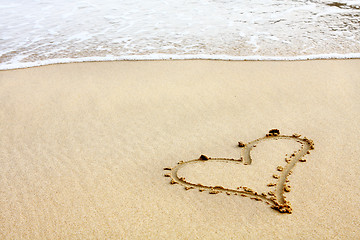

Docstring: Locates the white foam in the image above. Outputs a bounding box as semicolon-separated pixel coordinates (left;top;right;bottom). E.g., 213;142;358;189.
1;0;360;70
1;53;360;71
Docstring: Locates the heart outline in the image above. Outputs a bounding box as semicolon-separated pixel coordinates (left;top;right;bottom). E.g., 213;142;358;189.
163;130;314;214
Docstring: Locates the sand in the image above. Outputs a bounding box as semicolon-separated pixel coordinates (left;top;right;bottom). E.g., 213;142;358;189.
0;60;359;239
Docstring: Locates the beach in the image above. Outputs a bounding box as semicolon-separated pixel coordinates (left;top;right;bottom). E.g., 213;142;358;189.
1;60;359;239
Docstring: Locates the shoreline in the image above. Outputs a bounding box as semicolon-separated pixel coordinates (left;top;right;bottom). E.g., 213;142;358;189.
1;53;360;70
1;60;359;239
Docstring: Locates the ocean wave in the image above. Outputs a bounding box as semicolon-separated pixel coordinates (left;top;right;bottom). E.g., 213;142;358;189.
1;0;360;70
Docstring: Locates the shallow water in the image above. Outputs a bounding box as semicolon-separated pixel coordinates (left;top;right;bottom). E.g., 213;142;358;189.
1;0;360;69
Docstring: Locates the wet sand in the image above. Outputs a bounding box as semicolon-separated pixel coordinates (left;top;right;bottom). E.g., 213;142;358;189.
0;60;359;239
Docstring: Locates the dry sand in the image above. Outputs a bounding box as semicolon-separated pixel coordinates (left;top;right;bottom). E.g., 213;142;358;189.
0;60;359;239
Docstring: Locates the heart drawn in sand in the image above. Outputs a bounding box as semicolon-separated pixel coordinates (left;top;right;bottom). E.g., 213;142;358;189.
163;129;315;213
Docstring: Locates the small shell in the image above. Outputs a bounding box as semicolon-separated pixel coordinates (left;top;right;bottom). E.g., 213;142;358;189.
164;174;171;177
267;183;276;187
163;167;172;170
273;174;280;179
170;179;177;184
277;166;284;171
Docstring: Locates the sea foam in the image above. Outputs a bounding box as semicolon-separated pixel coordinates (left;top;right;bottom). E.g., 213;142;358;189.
1;0;359;70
